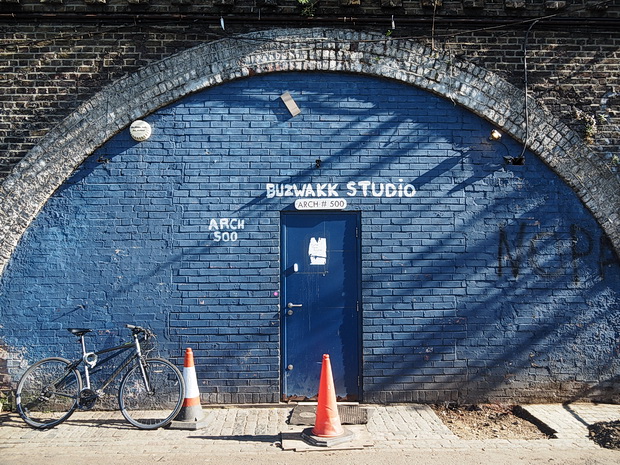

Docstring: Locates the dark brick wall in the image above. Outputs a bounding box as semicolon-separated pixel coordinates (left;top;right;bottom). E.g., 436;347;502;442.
1;72;618;404
1;7;619;179
2;0;618;17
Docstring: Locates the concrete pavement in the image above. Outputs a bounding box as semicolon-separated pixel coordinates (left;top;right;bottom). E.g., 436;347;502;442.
1;403;619;464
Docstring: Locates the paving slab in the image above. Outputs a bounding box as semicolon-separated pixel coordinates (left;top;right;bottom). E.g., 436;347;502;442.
281;425;374;451
521;403;620;440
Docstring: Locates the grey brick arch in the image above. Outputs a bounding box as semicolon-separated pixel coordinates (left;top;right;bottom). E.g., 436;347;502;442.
0;27;618;274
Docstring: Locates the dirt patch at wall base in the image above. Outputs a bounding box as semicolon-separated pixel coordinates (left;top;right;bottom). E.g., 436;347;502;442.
432;404;552;440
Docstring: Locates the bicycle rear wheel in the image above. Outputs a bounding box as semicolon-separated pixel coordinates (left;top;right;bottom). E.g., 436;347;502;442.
16;357;82;429
118;357;184;429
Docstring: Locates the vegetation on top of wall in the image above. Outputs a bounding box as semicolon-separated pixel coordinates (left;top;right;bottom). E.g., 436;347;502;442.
297;0;318;16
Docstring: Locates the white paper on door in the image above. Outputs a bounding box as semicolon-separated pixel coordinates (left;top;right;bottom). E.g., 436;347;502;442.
308;237;327;265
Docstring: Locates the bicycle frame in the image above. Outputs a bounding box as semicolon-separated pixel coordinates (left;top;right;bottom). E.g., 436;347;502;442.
17;324;183;430
72;331;150;397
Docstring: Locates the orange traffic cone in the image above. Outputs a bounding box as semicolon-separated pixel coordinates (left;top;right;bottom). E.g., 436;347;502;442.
169;348;210;430
312;354;344;437
301;354;354;446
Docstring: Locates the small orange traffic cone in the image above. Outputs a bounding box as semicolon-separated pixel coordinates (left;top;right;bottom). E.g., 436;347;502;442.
301;354;354;446
169;348;209;430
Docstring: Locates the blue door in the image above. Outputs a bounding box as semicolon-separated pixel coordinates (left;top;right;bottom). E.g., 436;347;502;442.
281;212;361;401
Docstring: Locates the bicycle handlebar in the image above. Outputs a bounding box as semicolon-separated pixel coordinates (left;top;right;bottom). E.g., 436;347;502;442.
126;324;144;332
125;324;154;339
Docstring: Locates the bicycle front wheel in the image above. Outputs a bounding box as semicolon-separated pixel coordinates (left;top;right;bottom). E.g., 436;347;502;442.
16;357;82;429
118;357;184;429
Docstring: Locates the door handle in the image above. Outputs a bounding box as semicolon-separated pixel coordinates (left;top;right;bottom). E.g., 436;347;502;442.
287;302;303;309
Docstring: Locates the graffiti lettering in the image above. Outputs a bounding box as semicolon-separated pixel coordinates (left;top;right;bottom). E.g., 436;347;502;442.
498;222;616;283
570;224;593;284
599;235;617;279
529;231;565;279
498;223;527;279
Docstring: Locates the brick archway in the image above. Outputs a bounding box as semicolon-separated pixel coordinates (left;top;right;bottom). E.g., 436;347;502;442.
0;27;618;273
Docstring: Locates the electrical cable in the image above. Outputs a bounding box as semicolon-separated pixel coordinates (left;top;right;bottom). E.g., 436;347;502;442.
510;18;540;165
0;0;615;50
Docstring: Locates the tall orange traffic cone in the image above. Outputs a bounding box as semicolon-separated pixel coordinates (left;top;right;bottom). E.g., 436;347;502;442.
312;354;344;437
169;348;210;430
301;354;354;446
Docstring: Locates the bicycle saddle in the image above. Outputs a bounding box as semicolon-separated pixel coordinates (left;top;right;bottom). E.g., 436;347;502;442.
67;328;92;337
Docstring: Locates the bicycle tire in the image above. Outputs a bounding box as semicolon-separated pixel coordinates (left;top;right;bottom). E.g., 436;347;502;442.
118;357;185;430
16;357;82;429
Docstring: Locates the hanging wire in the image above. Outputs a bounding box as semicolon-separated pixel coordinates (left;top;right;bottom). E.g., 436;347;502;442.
431;0;439;51
511;18;541;165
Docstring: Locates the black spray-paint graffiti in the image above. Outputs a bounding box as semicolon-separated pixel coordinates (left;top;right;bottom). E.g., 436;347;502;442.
498;223;617;283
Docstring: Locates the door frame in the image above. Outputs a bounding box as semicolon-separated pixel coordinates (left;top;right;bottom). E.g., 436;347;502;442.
280;210;363;401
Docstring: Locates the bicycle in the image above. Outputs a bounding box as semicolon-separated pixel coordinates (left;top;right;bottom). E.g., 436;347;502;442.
15;324;185;430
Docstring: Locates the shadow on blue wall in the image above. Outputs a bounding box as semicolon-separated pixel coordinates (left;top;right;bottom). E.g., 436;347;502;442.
1;72;619;403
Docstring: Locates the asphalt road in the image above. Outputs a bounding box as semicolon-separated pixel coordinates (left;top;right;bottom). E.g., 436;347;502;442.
3;446;620;465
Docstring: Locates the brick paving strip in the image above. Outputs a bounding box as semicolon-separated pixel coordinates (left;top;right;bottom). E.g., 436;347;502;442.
0;403;618;457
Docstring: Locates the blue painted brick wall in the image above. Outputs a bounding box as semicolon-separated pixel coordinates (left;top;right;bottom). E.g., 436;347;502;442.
1;72;619;404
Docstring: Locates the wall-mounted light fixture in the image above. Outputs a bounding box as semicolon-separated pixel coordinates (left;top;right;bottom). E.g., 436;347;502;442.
488;129;525;165
504;155;525;165
281;92;301;117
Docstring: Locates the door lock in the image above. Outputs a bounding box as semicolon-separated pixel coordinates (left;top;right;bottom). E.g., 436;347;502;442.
287;309;294;316
287;302;303;309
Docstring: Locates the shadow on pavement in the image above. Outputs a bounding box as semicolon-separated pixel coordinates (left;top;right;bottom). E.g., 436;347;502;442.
189;434;280;443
